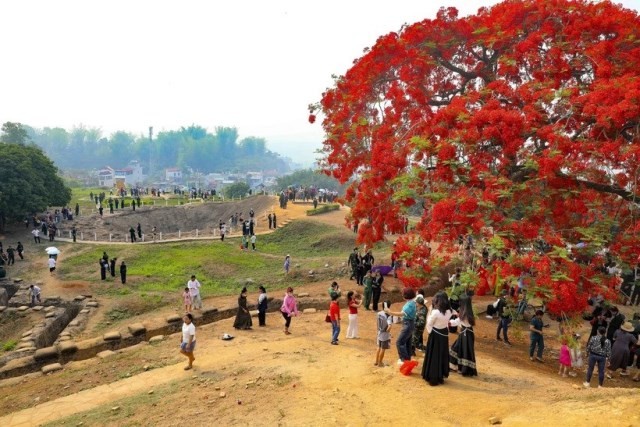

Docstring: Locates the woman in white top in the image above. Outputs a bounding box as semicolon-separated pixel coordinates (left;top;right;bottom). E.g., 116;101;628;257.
180;313;196;370
449;295;477;376
422;292;453;386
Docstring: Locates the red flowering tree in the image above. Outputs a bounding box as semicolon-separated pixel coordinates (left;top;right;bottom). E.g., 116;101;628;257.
311;0;640;316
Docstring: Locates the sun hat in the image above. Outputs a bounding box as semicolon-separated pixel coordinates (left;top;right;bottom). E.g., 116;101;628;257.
621;321;634;333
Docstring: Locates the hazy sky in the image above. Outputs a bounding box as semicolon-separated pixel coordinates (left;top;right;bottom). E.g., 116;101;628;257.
1;0;638;165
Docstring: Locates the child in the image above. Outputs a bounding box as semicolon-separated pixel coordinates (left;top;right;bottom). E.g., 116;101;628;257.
558;338;571;377
568;333;583;377
183;287;192;313
284;255;291;274
329;292;341;345
375;301;393;367
346;291;361;339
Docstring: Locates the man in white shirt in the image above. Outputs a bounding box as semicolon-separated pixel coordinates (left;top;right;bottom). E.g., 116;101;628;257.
32;228;41;243
188;275;202;310
29;285;42;305
48;257;56;274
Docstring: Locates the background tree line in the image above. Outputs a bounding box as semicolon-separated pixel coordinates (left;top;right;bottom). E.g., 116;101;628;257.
20;124;290;176
275;169;343;192
0;122;71;231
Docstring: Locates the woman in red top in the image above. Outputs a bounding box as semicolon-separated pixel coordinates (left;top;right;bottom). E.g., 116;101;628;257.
329;293;341;345
346;290;361;339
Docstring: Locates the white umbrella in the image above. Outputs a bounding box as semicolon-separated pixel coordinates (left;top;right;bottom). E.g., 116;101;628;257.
45;247;60;255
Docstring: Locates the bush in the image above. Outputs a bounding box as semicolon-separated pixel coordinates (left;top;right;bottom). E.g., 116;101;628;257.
306;204;340;216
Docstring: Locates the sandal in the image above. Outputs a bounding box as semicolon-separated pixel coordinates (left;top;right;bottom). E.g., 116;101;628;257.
184;366;192;370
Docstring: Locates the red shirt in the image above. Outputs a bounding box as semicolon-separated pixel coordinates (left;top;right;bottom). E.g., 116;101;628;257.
329;300;340;321
348;299;358;314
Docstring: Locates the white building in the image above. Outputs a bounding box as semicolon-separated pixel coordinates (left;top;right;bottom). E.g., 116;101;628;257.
165;167;182;182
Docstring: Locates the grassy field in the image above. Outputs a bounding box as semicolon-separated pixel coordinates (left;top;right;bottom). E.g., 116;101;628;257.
54;219;383;297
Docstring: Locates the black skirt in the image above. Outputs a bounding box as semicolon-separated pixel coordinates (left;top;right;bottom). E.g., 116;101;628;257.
449;325;477;377
422;326;450;386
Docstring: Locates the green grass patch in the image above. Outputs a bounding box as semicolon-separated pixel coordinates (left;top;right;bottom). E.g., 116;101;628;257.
306;203;340;216
2;339;17;352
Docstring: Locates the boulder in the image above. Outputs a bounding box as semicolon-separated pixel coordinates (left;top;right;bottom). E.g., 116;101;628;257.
97;350;116;359
303;308;317;314
42;363;63;374
86;301;99;307
166;314;182;323
103;331;122;341
149;335;164;343
17;341;35;349
34;346;58;361
128;323;146;336
17;306;29;312
13;278;23;283
20;336;33;343
45;312;56;318
0;289;9;306
68;320;80;327
74;295;86;301
0;306;6;313
57;341;78;354
79;309;90;314
32;306;44;311
44;306;56;312
21;330;34;338
298;293;310;298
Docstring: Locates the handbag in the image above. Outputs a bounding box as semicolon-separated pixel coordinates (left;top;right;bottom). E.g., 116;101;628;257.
325;314;332;323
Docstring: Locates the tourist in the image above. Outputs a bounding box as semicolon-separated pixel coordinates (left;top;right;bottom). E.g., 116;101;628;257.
329;292;341;345
607;321;637;377
448;294;477;376
137;223;142;239
385;287;417;364
48;256;56;274
188;275;202;310
348;247;360;281
345;290;361;339
120;260;127;284
280;287;299;335
129;226;136;243
583;326;611;388
606;307;625;343
233;287;253;330
183;287;192;313
110;258;117;277
29;284;42;306
529;309;545;362
374;301;393;367
362;271;373;310
371;271;383;311
251;234;257;251
257;285;268;326
220;222;226;241
180;313;196;370
412;295;428;355
496;290;513;346
99;259;107;280
589;312;608;340
16;242;23;260
328;281;341;299
284;255;291;275
422;292;453;386
32;228;41;244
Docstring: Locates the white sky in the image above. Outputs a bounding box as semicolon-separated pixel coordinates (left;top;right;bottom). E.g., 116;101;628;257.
1;0;638;165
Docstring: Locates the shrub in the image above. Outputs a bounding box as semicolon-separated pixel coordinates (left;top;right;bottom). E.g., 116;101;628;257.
306;204;340;216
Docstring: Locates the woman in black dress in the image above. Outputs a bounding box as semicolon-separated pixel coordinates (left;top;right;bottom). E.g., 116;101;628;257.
449;294;477;376
422;292;453;386
233;287;253;330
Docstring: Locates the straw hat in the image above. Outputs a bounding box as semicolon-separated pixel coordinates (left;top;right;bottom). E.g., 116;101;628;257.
621;321;634;333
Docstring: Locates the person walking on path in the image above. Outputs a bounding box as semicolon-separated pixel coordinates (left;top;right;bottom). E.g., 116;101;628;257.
448;294;477;376
29;284;42;306
188;275;202;310
529;310;545;362
345;291;362;339
6;246;15;265
120;261;127;284
280;287;299;335
233;287;253;330
129;227;137;243
251;234;257;251
583;326;612;388
371;271;384;311
48;257;56;275
99;259;107;280
16;242;24;260
329;292;341;345
180;313;196;370
71;226;77;242
268;213;273;229
137;223;142;239
385;287;417;364
183;287;192;313
284;255;291;275
32;228;41;244
272;213;277;229
257;285;268;326
422;292;453;386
